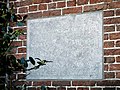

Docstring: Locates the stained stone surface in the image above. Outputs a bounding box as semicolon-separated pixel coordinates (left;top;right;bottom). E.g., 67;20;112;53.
27;11;103;80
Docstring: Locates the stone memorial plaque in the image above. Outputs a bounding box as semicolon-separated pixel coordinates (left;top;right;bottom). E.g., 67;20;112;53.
27;11;103;80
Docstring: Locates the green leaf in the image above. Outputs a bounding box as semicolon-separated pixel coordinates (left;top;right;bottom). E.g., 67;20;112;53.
41;86;46;90
37;61;46;65
8;27;13;33
3;33;10;43
12;14;17;22
2;27;7;32
20;57;26;64
17;59;21;63
16;21;24;26
24;61;28;68
6;46;17;53
10;30;23;40
22;15;28;21
6;55;16;67
17;15;22;20
6;12;11;21
29;57;35;65
10;55;16;64
11;15;14;21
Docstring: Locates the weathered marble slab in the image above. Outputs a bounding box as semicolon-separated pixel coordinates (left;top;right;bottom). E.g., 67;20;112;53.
27;11;103;80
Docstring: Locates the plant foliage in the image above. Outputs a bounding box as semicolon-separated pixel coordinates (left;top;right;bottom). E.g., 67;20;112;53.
0;0;27;76
0;0;52;90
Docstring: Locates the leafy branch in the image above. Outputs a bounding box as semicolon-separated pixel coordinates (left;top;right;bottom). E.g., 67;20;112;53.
0;1;52;90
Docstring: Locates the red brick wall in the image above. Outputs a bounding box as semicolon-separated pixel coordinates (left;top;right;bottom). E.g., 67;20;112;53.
10;0;120;89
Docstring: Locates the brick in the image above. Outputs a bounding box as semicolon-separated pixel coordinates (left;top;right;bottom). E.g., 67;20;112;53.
33;81;51;86
77;0;88;5
67;88;76;90
104;57;115;63
20;0;32;7
39;4;47;10
116;9;120;16
19;7;28;13
72;81;96;86
63;7;82;15
90;0;112;4
37;88;43;90
52;81;71;86
15;1;32;7
109;1;120;9
90;88;102;90
18;74;26;79
11;41;22;47
104;49;120;55
33;0;42;4
117;25;120;31
10;22;16;27
57;2;66;8
103;87;115;90
47;87;56;90
104;41;114;48
104;72;115;78
104;65;108;71
58;87;66;90
14;54;26;59
104;34;109;40
9;20;16;26
77;88;89;90
84;4;109;12
97;80;120;86
67;1;76;7
104;25;115;32
14;2;21;7
109;33;120;40
43;10;61;17
116;56;120;62
104;10;114;17
18;35;27;40
41;0;52;3
28;12;42;19
116;72;120;78
48;3;56;9
53;0;63;1
14;27;27;33
18;47;26;53
23;41;26;46
110;64;120;70
14;81;26;86
116;41;120;47
33;0;51;4
11;48;17;54
29;5;37;12
28;87;36;90
104;17;120;24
